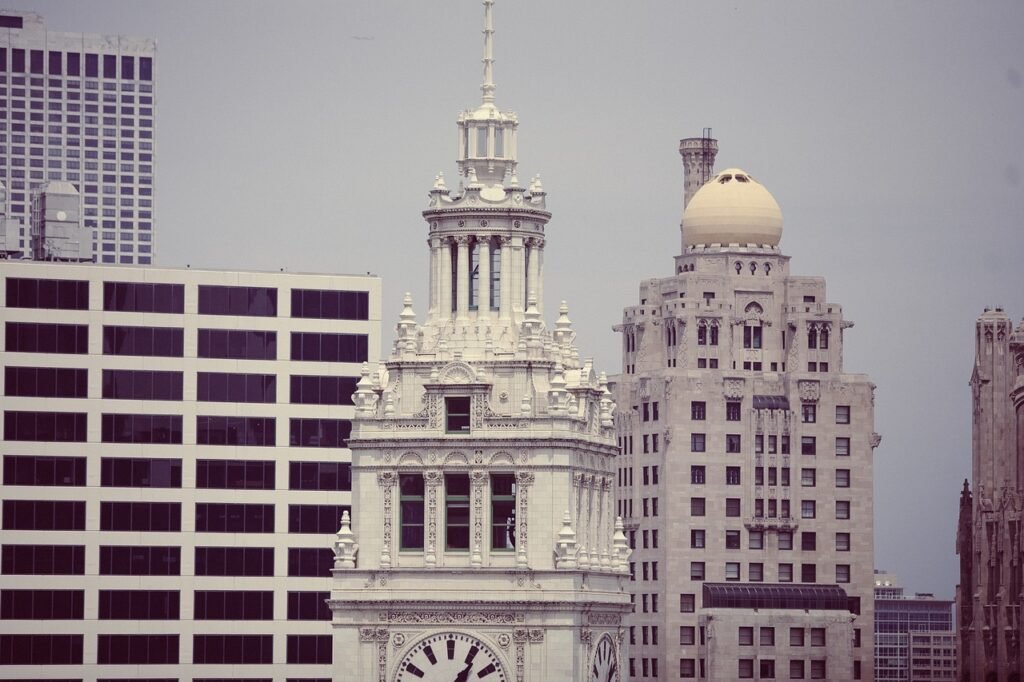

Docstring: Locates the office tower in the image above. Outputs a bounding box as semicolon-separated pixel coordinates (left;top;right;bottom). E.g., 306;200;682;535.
330;2;632;680
0;259;380;678
613;158;880;680
873;570;956;681
956;308;1023;682
0;10;156;264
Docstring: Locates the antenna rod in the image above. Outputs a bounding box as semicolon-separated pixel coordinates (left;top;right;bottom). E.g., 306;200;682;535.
481;0;495;104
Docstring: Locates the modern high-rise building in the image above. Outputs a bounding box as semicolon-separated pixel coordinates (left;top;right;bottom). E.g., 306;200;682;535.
873;570;956;682
612;144;880;680
330;2;632;680
0;11;156;264
955;307;1023;682
0;259;380;679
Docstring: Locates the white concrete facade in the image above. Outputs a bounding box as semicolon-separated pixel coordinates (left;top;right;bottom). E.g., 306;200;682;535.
612;162;879;680
0;259;380;680
329;3;632;680
0;10;156;264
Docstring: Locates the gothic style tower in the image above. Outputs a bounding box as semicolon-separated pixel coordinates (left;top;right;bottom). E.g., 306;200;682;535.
330;3;632;681
956;309;1023;682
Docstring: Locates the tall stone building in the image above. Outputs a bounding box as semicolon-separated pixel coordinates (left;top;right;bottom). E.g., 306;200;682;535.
329;2;632;681
612;149;879;680
956;308;1024;682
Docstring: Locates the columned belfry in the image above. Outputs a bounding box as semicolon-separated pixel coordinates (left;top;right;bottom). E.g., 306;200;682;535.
330;2;631;681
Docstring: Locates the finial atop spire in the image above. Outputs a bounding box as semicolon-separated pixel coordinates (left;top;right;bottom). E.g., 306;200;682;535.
481;0;496;104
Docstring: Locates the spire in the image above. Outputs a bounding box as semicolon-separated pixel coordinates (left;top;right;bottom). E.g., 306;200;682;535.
481;0;496;105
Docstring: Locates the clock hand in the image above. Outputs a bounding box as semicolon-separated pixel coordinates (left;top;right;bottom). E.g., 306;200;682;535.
453;661;473;682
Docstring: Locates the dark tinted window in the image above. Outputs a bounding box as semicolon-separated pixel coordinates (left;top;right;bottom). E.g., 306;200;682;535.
99;502;181;532
6;277;88;309
194;591;273;620
288;504;349;534
0;589;83;619
289;419;351;448
97;634;178;664
120;55;134;80
291;288;369;320
97;590;179;619
29;49;43;73
193;634;272;664
196;416;275;446
4;366;87;398
289;375;358;405
0;634;83;664
195;547;273;577
198;285;277;317
1;500;85;530
197;372;276;403
290;332;367;363
100;457;181;488
4;411;87;442
48;51;62;75
5;322;88;354
286;635;332;664
139;56;153;81
103;282;183;313
195;503;274;533
287;591;331;620
287;548;334;577
1;545;85;575
102;54;116;78
102;369;183;400
3;455;86;486
85;53;98;77
197;329;277;360
101;413;183;444
102;326;184;357
11;48;25;72
289;461;351;491
196;459;275;490
67;52;80;76
99;546;180;576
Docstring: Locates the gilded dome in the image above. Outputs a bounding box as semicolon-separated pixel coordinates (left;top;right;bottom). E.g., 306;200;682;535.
682;168;783;247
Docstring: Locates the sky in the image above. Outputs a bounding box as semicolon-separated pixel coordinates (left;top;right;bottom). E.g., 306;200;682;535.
8;0;1023;600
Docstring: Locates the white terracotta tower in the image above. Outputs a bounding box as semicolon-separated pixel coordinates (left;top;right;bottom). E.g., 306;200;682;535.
679;131;719;211
329;3;632;681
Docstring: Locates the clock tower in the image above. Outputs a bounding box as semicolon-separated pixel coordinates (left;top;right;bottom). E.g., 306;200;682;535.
329;2;632;680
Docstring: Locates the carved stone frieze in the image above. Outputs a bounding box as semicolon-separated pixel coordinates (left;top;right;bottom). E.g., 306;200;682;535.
797;379;820;402
384;610;522;625
723;378;745;399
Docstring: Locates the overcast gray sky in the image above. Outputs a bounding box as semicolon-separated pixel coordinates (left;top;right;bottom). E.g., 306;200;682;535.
10;0;1023;599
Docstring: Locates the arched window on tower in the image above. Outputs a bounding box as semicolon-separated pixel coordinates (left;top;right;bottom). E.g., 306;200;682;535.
743;304;763;350
475;126;488;158
493;126;504;158
807;326;818;349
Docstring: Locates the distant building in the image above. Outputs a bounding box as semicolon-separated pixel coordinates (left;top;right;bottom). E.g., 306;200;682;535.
956;308;1024;682
0;259;380;678
874;570;956;681
612;148;880;680
0;10;156;264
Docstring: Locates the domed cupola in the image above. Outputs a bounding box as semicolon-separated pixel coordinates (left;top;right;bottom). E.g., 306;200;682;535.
682;168;783;249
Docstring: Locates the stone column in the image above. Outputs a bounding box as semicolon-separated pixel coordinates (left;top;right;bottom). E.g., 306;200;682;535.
456;236;470;323
512;237;525;314
428;238;438;316
499;236;512;321
536;239;545;316
478;237;491;322
439;238;453;323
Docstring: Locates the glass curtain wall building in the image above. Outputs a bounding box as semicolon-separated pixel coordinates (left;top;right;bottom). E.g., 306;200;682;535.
0;11;155;264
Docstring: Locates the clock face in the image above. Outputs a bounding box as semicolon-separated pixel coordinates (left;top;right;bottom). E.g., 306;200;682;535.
396;632;506;682
591;636;617;682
